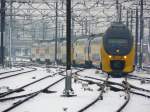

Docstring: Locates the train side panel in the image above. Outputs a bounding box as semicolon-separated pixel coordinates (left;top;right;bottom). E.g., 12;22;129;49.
90;38;101;66
73;39;87;65
49;42;55;63
60;41;66;64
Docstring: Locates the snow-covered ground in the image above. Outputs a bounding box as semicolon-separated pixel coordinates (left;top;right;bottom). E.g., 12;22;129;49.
0;66;150;112
0;67;21;73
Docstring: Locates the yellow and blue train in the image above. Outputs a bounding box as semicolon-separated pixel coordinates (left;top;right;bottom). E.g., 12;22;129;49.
101;22;135;76
31;22;135;76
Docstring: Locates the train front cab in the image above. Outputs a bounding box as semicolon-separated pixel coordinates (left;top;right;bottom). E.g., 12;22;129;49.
101;42;135;76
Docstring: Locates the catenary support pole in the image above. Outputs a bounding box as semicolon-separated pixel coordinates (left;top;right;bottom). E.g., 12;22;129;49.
55;0;58;64
9;0;13;68
63;0;75;97
119;4;122;22
149;20;150;47
126;10;129;27
139;0;144;69
135;7;139;66
130;10;133;34
1;0;6;68
116;0;119;22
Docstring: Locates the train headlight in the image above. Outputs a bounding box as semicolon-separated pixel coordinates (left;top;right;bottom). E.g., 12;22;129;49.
109;55;112;58
124;56;127;59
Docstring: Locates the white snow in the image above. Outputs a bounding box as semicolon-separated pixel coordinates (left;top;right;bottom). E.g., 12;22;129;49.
0;67;150;112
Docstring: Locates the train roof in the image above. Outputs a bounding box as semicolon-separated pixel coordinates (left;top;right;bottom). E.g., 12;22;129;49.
104;22;132;38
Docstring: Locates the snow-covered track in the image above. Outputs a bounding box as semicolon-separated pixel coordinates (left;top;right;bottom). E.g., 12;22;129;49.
0;67;37;80
74;69;131;112
0;67;87;112
0;68;23;75
0;69;64;98
1;77;65;112
115;77;130;112
128;74;150;83
77;75;110;112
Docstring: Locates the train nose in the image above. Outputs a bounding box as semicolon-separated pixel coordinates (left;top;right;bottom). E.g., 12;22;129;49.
110;60;125;70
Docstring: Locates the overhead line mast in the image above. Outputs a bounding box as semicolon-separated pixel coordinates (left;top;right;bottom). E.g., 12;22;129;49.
63;0;75;97
139;0;144;69
55;0;58;65
1;0;6;68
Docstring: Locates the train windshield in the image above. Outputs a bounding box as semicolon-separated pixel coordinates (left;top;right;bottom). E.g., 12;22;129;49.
108;38;128;44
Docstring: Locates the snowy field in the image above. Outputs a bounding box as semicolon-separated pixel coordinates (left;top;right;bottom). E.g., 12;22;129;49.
0;66;150;112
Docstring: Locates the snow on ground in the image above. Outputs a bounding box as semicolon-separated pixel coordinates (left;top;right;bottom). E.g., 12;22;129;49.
9;80;100;112
0;67;56;93
0;67;150;112
123;94;150;112
0;67;21;73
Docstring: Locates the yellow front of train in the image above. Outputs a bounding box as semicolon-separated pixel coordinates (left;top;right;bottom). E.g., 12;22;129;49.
101;22;135;76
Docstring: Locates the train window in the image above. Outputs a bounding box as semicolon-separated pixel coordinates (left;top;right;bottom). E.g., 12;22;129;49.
36;49;39;54
108;39;128;44
92;54;99;61
45;48;49;53
84;47;86;53
77;54;84;61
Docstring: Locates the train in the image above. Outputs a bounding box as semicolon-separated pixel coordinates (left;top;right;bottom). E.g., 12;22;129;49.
101;22;135;76
31;35;102;67
31;22;135;76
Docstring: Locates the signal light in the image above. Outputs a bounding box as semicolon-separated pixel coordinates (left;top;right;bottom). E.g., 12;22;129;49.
116;49;120;53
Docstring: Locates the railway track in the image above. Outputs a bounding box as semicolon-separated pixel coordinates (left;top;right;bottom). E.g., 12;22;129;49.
77;76;130;112
0;68;23;75
78;74;110;112
74;69;150;112
0;68;64;98
116;76;130;112
0;66;86;112
1;66;150;112
0;67;37;80
1;77;65;112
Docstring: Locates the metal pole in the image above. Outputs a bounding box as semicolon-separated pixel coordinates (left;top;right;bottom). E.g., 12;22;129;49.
71;13;74;41
85;18;88;35
130;10;133;34
82;21;84;36
9;0;13;68
89;20;91;35
116;0;119;22
139;0;144;69
66;0;71;82
126;10;129;27
1;0;6;67
119;4;122;22
135;7;139;66
149;20;150;45
63;0;75;97
42;18;45;40
55;1;58;64
148;20;150;62
62;24;64;38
